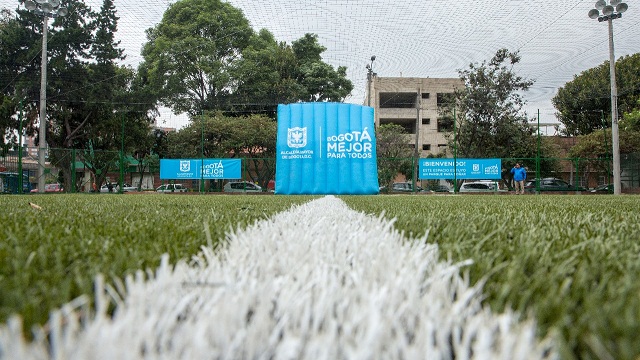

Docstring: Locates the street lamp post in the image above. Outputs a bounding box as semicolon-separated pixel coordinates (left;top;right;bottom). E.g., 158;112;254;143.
23;0;68;193
588;0;628;195
366;56;376;107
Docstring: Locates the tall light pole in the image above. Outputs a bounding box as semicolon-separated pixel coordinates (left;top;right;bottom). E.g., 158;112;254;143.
366;56;376;107
589;0;628;195
24;0;68;193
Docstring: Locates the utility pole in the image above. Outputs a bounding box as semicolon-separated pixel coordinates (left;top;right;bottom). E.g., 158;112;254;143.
23;0;68;193
414;87;420;191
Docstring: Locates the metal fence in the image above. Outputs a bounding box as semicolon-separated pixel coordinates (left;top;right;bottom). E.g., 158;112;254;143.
2;145;638;194
378;155;639;193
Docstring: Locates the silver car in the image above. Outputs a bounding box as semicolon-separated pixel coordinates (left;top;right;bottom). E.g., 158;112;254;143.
223;181;262;193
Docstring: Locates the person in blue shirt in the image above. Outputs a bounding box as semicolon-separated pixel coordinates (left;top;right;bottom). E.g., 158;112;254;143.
511;163;527;194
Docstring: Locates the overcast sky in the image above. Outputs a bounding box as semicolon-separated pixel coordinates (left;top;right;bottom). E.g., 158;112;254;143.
7;0;640;130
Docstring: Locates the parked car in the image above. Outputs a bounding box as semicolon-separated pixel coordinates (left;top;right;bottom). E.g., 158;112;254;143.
30;183;64;193
223;181;262;193
100;184;114;193
524;178;587;193
459;182;498;193
100;183;137;193
590;183;614;194
395;182;424;192
119;183;138;192
380;182;420;193
156;183;188;193
430;185;453;193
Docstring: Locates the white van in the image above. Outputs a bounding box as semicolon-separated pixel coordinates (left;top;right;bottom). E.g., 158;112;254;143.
156;184;188;193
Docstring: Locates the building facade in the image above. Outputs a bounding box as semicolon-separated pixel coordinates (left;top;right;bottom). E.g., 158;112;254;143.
366;76;463;158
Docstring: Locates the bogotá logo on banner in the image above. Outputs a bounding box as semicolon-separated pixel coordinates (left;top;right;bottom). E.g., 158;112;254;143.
281;127;313;160
180;160;190;172
484;164;500;176
287;127;307;148
326;127;373;159
202;160;224;177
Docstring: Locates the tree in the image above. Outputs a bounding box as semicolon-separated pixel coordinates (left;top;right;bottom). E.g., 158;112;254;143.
292;33;353;102
0;1;156;190
228;31;353;117
140;1;354;119
443;48;559;187
140;0;253;117
553;53;640;135
226;29;305;115
227;114;277;188
0;8;37;146
375;124;413;192
621;99;640;132
130;128;165;190
569;99;640;180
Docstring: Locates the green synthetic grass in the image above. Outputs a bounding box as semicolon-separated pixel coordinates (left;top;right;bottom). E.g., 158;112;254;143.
342;195;640;360
0;194;314;338
1;194;639;360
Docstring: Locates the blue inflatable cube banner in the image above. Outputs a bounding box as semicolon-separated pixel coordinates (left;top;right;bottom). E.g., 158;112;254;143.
275;102;379;195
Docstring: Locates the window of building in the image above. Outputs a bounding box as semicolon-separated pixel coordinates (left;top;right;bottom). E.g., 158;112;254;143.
422;144;431;151
380;119;416;134
422;118;431;125
437;118;454;132
598;175;611;186
379;92;417;108
437;144;447;149
437;93;455;107
421;93;430;99
580;177;588;188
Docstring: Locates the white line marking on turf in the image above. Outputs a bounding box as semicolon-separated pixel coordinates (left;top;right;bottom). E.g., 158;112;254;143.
0;196;555;359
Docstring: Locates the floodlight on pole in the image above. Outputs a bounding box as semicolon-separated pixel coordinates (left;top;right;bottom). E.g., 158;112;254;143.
23;0;67;193
366;56;376;107
588;0;628;195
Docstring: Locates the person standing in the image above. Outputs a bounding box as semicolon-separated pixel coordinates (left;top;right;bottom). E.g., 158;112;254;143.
511;163;527;194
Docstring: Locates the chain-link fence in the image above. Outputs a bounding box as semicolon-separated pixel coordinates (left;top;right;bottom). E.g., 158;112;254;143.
2;146;638;194
377;156;639;194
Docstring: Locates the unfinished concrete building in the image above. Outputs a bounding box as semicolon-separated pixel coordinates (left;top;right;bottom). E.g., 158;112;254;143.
365;76;463;157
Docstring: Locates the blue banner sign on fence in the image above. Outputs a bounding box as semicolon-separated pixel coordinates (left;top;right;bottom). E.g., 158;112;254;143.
160;159;241;180
419;158;501;179
275;102;379;195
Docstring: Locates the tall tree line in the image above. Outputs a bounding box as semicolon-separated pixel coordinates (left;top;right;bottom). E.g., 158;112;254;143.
1;0;354;189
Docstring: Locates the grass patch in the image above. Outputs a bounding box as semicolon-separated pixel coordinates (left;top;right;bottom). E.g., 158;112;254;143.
341;195;640;360
0;194;314;337
2;194;639;359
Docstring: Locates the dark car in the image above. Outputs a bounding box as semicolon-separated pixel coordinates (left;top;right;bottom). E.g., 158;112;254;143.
431;185;452;193
388;182;423;192
524;178;587;193
590;184;614;194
